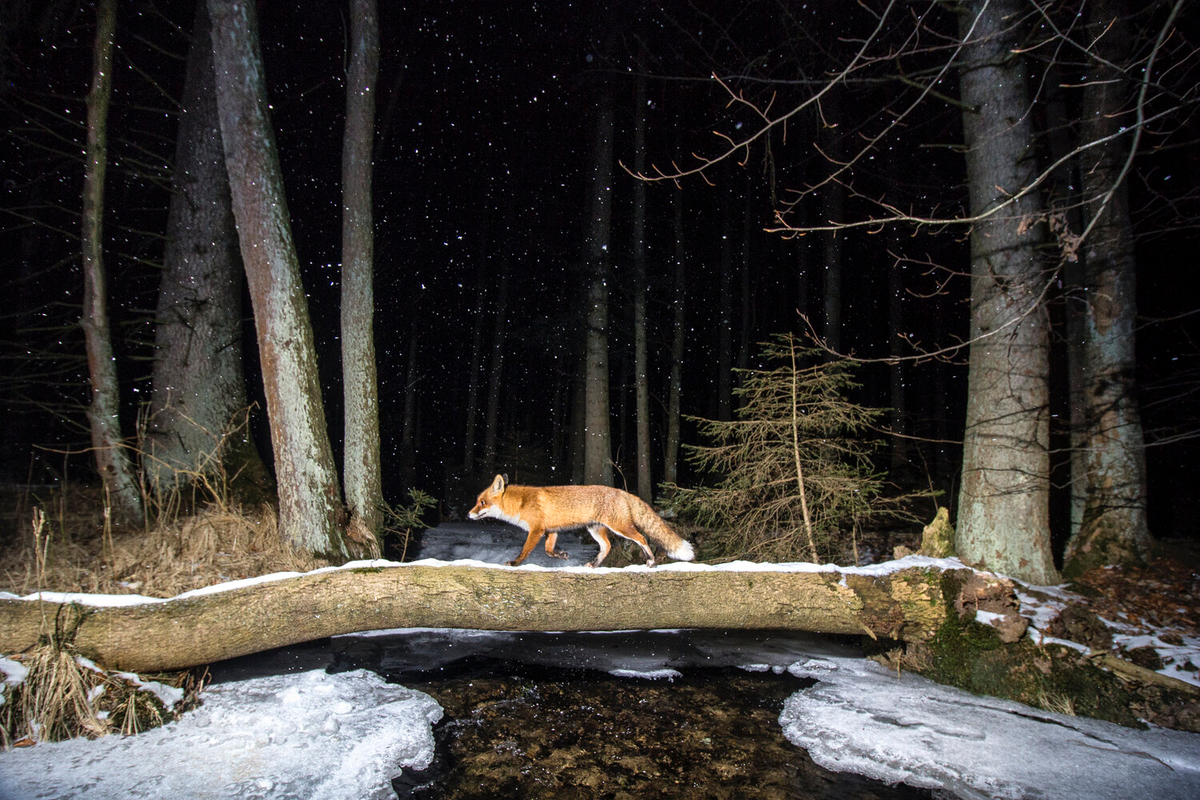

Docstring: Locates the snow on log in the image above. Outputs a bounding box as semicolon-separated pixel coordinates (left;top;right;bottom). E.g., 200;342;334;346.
0;558;1001;673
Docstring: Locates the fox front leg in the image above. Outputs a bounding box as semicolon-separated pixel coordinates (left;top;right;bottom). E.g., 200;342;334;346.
507;526;546;566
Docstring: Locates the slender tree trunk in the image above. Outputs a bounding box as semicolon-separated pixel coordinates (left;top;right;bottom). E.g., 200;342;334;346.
664;190;686;486
81;0;142;524
341;0;383;550
632;63;652;501
208;0;351;561
149;0;267;502
582;90;614;486
821;191;843;359
1063;0;1151;576
739;192;753;373
795;204;811;329
718;185;734;421
1043;67;1089;542
888;254;908;473
400;320;420;487
462;233;489;473
955;0;1058;585
483;269;508;476
820;93;844;359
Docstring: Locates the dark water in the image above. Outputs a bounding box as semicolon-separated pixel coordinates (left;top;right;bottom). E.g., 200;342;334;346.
210;629;935;800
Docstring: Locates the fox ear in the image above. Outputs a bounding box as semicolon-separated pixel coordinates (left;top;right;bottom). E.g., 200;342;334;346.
492;474;506;492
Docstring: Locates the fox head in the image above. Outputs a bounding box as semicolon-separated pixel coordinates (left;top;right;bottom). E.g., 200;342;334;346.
468;473;508;520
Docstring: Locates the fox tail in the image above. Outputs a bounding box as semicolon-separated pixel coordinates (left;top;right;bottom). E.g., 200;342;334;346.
631;499;695;562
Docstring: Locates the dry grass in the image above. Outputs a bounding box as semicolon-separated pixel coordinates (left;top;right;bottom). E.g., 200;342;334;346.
1;642;203;748
1;484;285;747
1;491;326;599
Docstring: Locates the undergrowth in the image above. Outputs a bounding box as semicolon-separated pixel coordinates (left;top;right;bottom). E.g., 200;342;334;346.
1;643;204;748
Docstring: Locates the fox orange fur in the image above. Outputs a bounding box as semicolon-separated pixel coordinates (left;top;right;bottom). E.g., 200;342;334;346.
468;474;695;568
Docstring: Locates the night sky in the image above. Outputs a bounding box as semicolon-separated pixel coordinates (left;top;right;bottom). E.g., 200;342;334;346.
2;1;1197;539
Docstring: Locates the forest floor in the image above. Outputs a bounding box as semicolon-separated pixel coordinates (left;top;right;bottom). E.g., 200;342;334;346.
1024;547;1200;730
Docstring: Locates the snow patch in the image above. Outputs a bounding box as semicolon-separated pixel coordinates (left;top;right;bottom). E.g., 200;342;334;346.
779;655;1200;799
609;668;682;681
0;669;442;800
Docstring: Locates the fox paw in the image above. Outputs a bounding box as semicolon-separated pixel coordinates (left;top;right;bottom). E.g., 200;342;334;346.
548;549;569;560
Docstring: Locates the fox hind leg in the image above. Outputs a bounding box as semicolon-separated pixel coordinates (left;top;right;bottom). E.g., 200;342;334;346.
605;523;657;568
585;524;611;568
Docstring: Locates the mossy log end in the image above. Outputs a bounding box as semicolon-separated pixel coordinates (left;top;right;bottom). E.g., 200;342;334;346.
889;570;1200;732
0;562;969;673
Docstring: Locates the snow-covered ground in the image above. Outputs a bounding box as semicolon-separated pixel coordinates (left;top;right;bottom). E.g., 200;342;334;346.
2;523;1199;799
0;668;441;800
781;654;1200;800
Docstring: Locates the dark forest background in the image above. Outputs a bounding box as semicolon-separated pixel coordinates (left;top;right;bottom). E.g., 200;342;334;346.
1;0;1197;566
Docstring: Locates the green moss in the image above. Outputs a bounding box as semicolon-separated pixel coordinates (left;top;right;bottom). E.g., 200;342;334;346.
906;575;1142;727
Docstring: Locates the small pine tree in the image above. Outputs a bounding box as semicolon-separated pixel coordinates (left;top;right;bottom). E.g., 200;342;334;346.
669;333;897;564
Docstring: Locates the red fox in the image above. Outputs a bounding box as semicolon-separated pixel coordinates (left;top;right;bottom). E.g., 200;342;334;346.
468;474;696;568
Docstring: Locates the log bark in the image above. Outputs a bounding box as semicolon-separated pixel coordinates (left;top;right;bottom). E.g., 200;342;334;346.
0;563;970;674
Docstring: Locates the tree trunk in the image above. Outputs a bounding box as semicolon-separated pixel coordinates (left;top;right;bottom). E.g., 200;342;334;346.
1043;67;1089;543
341;0;383;550
821;187;843;359
820;92;844;359
462;252;488;473
148;0;267;502
81;0;143;524
739;192;753;373
482;269;508;476
632;62;652;502
208;0;351;561
582;90;614;486
717;183;734;421
888;252;908;472
400;319;420;487
955;0;1058;585
664;190;686;486
0;562;983;673
1063;0;1151;577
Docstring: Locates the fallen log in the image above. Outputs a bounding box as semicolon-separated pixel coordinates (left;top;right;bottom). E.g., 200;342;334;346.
0;559;981;673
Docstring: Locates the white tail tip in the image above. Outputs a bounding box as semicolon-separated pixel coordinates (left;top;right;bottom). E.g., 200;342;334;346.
669;541;695;562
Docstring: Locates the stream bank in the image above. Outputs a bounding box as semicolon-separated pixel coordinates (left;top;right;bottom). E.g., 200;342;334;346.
212;629;935;800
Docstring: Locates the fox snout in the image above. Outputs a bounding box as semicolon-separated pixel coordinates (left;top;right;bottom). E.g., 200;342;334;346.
468;474;506;521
